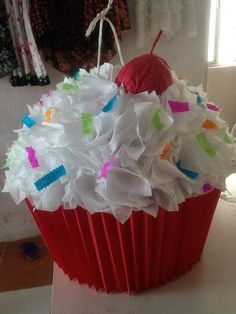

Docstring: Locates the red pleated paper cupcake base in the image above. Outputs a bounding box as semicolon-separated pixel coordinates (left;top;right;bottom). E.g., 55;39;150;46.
26;189;221;294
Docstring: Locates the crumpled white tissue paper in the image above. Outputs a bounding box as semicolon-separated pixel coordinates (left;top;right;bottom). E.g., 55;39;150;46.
3;63;236;222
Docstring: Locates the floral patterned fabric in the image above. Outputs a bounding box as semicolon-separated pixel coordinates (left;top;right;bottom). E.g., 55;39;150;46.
4;0;50;86
29;0;130;75
0;0;17;78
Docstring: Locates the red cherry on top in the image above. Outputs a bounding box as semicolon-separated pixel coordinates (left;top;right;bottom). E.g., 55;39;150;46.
115;30;173;96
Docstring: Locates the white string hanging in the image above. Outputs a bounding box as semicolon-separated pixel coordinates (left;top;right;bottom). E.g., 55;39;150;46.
231;123;236;138
85;0;125;74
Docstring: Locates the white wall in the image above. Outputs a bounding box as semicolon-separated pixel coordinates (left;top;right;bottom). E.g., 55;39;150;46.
0;0;211;242
207;66;236;127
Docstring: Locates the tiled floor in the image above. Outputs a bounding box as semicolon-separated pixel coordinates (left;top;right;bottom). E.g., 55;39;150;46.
0;285;52;314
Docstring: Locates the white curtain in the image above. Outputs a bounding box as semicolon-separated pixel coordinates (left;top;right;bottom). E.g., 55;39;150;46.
135;0;197;47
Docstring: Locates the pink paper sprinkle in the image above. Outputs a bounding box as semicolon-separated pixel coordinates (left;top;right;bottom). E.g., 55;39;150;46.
206;103;220;112
98;155;115;179
168;100;189;113
203;183;213;193
47;90;53;97
26;147;39;168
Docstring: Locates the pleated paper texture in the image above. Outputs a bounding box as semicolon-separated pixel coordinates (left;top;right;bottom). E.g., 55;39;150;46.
26;189;220;293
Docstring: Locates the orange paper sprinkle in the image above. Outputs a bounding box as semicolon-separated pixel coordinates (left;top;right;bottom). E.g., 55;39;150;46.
159;154;169;160
160;144;172;160
202;119;219;130
45;107;53;122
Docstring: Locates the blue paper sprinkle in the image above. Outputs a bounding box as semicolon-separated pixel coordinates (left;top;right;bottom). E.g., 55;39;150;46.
102;95;117;112
34;165;66;191
197;95;202;104
73;68;80;80
191;91;205;109
176;161;199;180
22;115;37;128
196;95;206;109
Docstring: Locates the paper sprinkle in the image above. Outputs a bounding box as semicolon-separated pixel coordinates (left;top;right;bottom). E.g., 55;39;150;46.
73;68;80;80
22;115;37;128
168;100;189;113
203;183;213;193
197;95;202;105
39;99;43;106
196;132;216;157
191;92;205;108
152;109;165;131
202;119;219;130
197;96;206;109
2;157;13;169
81;112;93;134
206;103;220;112
47;90;53;97
102;95;117;112
26;146;39;168
176;161;199;179
63;82;77;91
159;144;172;160
34;165;66;191
44;107;53;122
98;155;115;179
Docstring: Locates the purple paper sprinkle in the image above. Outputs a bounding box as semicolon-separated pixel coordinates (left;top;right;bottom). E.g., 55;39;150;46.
168;100;189;113
26;146;39;168
203;183;213;193
98;155;115;179
47;90;53;97
206;103;220;112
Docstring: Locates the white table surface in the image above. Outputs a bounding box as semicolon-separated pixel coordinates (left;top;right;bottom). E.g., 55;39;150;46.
51;175;236;314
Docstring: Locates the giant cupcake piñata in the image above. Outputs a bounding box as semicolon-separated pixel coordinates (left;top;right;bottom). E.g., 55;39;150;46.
3;8;236;293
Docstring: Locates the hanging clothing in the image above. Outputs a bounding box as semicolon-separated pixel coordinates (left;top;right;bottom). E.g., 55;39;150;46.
0;0;18;78
4;0;50;86
135;0;197;47
29;0;130;76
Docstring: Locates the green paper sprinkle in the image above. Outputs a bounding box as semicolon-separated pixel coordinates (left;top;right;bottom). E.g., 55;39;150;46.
224;132;231;144
196;132;216;157
63;83;77;91
2;157;13;169
152;109;165;131
81;112;93;135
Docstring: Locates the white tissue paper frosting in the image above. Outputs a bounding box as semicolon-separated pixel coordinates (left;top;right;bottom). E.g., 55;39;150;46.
3;63;236;222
